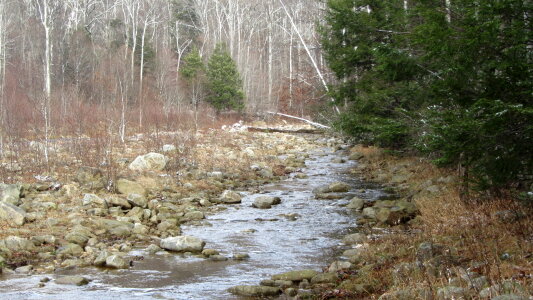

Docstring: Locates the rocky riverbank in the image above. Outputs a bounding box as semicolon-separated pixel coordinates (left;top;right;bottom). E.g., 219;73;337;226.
230;145;532;299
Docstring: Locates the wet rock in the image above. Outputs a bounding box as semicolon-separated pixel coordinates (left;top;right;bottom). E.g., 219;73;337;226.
209;255;228;261
311;273;338;284
294;173;308;179
332;158;346;164
160;236;205;253
312;186;330;195
0;202;27;226
129;153;168;171
55;276;89;286
343;233;367;245
201;249;219;257
75;167;106;191
347;197;365;210
82;194;107;207
228;285;281;297
15;265;33;274
328;182;350;193
183;211;205;221
436;286;468;300
252;196;281;209
106;255;129;269
315;193;345;200
146;244;162;254
106;195;131;209
327;261;352;273
0;184;21;205
272;269;318;282
116;179;146;197
127;194;147;208
232;253;250;260
220;190;242;204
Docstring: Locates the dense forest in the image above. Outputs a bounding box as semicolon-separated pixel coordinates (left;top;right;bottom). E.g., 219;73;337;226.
320;0;532;193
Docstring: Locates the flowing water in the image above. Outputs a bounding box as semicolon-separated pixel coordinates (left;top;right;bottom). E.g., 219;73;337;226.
0;143;385;300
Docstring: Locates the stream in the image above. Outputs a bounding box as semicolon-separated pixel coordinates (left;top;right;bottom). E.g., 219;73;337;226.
0;142;385;300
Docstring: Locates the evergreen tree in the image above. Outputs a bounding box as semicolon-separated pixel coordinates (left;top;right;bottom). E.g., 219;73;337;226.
206;44;245;113
320;0;533;190
180;46;205;109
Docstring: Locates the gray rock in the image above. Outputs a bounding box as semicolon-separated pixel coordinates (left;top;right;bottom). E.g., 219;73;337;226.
162;144;176;152
347;197;365;210
183;211;205;221
436;286;468;300
129;153;168;171
311;273;338;284
232;253;250;260
15;265;33;274
479;281;527;299
376;207;410;225
65;232;90;246
95;219;133;237
228;285;281;297
362;207;376;219
105;255;129;269
209;255;228;261
58;243;84;256
94;251;110;266
252;196;281;209
160;236;205;252
349;152;364;160
328;182;350;193
3;236;35;252
327;261;352;273
312;186;330;195
76;167;106;191
272;269;318;281
127;194;147;208
0;202;27;226
146;244;162;254
106;195;131;209
201;249;220;257
0;184;21;205
343;233;367;245
82;194;107;207
55;276;89;286
417;242;446;262
220;190;242;204
116;179;146;196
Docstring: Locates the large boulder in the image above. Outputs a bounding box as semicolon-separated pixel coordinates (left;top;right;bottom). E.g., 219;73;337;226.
252;196;281;209
75;167;106;191
129;153;168;171
0;184;21;205
160;236;205;253
0;202;27;226
228;286;281;297
116;179;146;196
271;269;318;282
220;190;242;204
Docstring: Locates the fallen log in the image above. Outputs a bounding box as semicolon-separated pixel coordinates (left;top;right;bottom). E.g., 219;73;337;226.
247;127;325;134
266;112;331;129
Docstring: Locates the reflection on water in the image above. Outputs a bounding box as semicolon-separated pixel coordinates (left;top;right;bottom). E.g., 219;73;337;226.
0;147;384;300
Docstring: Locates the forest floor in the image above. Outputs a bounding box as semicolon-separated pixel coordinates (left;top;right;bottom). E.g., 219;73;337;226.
0;121;531;299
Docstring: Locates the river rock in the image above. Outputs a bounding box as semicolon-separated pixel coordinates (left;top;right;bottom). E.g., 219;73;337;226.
160;236;205;253
328;261;352;272
65;232;90;246
55;276;89;286
209;255;228;261
94;250;110;266
82;194;107;207
58;243;84;256
328;182;350;193
0;202;27;226
202;249;219;257
363;207;377;219
129;153;168;171
220;190;242;204
95;219;133;237
228;285;281;297
343;233;367;245
232;253;250;260
252;196;281;209
0;184;21;205
146;244;162;254
183;211;205;221
376;207;410;225
106;255;129;269
127;194;147;208
15;265;33;274
116;179;146;197
349;152;364;160
272;269;318;282
311;273;338;284
2;236;35;252
76;167;106;191
347;197;365;210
